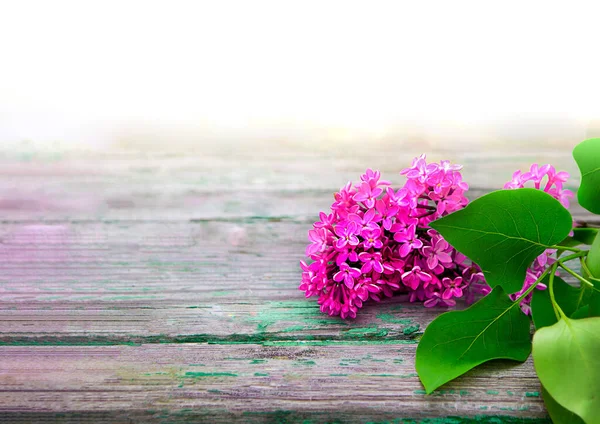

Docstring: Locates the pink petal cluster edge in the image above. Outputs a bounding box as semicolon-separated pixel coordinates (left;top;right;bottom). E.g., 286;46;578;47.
299;157;574;318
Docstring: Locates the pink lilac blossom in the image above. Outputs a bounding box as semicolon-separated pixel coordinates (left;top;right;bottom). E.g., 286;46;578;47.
502;163;575;314
299;155;485;318
300;159;574;318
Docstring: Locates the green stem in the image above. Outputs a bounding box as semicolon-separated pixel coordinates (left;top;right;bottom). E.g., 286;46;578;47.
580;256;593;278
558;251;588;263
548;262;564;320
559;262;595;289
514;265;554;305
551;245;584;253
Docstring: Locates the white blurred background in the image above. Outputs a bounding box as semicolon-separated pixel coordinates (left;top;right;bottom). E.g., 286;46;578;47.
0;0;599;151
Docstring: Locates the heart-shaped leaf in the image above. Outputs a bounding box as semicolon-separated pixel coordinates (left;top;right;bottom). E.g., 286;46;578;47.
430;188;573;293
531;275;587;329
533;316;600;424
573;138;600;214
542;387;585;424
416;287;531;393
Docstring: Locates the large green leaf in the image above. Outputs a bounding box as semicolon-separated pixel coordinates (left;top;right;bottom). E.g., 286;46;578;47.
416;287;531;393
531;275;586;329
573;138;600;214
542;387;585;424
533;317;600;424
430;188;573;293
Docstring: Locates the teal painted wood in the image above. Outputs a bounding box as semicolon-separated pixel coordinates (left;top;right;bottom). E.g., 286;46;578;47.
0;146;581;422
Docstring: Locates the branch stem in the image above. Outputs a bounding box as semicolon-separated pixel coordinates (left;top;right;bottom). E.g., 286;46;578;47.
548;262;565;319
558;262;595;289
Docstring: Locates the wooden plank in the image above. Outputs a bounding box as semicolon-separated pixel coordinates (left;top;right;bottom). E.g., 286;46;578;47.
0;147;580;221
0;344;548;421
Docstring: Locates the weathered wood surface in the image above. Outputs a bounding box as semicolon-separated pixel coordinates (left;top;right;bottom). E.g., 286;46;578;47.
0;143;585;422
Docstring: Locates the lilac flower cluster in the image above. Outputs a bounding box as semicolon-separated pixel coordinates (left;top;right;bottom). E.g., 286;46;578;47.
503;164;574;314
299;156;488;318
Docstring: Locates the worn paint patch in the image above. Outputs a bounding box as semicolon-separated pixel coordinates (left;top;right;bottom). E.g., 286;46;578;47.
525;391;540;397
402;324;420;335
249;300;349;333
365;416;550;424
486;390;499;395
345;327;389;338
211;290;235;297
294;360;316;366
0;333;418;347
183;372;237;378
376;313;412;325
432;389;456;396
253;372;269;377
340;358;361;364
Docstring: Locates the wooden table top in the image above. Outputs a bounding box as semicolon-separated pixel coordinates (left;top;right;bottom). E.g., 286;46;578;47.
0;141;585;423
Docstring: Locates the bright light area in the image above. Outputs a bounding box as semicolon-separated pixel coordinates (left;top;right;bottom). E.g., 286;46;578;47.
0;0;599;148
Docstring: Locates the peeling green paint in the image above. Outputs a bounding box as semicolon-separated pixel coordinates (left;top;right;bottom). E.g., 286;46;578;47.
249;300;348;333
432;389;456;396
211;290;234;297
365;416;550;424
0;333;418;347
294;360;316;366
376;313;412;324
253;372;269;377
183;372;237;378
345;327;389;337
486;390;499;395
402;324;420;335
525;391;540;397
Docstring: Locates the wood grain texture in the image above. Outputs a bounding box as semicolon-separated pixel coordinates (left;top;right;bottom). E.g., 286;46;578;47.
0;145;584;422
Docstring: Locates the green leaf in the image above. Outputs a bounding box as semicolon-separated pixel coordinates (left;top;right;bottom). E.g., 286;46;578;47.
542;387;585;424
416;287;531;393
571;305;591;319
585;231;600;279
590;291;600;317
533;317;600;424
531;275;587;329
430;188;573;293
573;138;600;214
